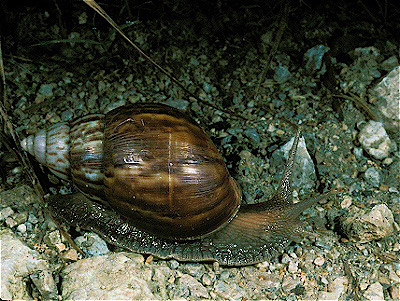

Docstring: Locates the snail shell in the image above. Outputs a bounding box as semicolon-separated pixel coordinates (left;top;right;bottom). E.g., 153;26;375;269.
21;103;328;265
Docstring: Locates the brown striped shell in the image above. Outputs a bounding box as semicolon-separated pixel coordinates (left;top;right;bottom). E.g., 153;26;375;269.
21;103;329;265
22;103;241;240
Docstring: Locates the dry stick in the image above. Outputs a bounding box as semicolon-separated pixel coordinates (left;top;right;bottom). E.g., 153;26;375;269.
0;38;84;256
82;0;244;119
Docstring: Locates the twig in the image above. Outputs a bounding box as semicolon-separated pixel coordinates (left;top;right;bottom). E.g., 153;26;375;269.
82;0;245;119
0;37;84;256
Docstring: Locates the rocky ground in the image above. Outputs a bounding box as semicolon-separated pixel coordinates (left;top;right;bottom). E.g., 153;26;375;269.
0;1;399;300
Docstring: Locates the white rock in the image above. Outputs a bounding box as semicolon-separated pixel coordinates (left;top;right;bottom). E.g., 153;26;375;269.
74;232;110;257
319;276;349;300
359;120;395;159
0;228;57;300
60;252;154;299
363;282;384;300
342;204;397;243
374;66;400;129
279;135;316;190
178;273;209;298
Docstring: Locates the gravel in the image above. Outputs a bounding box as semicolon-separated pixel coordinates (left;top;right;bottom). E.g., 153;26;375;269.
1;2;399;300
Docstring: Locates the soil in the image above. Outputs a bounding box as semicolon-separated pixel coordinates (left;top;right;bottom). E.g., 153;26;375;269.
0;0;399;300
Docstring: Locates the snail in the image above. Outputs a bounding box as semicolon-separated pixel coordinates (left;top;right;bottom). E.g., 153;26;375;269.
21;102;329;266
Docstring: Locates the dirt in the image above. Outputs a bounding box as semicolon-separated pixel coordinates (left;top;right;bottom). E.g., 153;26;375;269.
0;1;399;300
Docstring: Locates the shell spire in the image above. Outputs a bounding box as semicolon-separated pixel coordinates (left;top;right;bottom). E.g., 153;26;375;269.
21;123;71;180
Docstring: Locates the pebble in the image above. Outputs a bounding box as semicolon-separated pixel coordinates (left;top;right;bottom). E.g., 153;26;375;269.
276;135;316;190
363;282;384;300
11;211;28;224
16;224;27;233
364;167;381;187
167;259;179;269
341;195;352;208
0;207;14;221
163;99;189;111
177;273;209;298
179;263;206;277
389;284;400;300
340;204;396;243
37;83;54;97
373;65;400;129
244;128;260;143
313;256;325;266
304;44;330;72
274;65;291;83
281;275;300;293
61;109;74;121
319;276;349;300
5;216;18;228
288;260;299;273
74;232;109;257
60;249;79;262
28;212;39;224
214;280;244;299
44;230;62;246
358;120;395;159
202;274;213;286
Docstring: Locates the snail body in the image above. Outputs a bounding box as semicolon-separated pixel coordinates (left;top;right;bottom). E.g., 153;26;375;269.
21;103;325;266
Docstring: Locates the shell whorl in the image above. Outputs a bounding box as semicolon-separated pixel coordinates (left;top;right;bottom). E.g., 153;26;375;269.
21;123;70;180
21;114;106;195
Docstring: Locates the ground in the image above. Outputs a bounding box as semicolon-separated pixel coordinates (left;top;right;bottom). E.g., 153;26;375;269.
0;0;399;300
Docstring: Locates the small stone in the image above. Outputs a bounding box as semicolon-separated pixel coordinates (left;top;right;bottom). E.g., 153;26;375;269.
288;260;298;273
28;212;39;224
37;84;54;97
60;249;79;262
54;243;67;253
319;276;349;300
167;260;179;270
219;270;231;280
5;217;18;228
244;128;260;143
202;274;213;286
44;230;62;246
304;45;330;72
178;274;209;298
358;120;395;159
274;65;291;83
389;284;400;300
277;135;316;190
364;167;381;187
74;232;109;257
0;207;14;221
383;157;393;165
61;109;74;121
340;204;396;242
214;280;244;299
12;212;28;224
314;256;325;266
179;263;206;277
16;224;26;233
281;253;291;264
281;276;300;293
24;222;33;232
373;66;400;129
363;282;384;300
341;195;352;208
